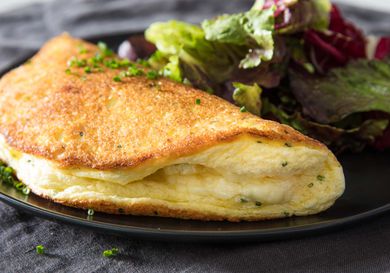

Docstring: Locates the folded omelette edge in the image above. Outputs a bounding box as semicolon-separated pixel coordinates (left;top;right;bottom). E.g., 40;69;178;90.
0;34;345;221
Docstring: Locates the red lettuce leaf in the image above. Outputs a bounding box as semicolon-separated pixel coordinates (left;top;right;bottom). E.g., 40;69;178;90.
375;37;390;60
304;4;366;73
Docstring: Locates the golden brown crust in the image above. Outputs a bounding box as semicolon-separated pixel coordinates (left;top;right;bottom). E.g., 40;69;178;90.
0;34;324;170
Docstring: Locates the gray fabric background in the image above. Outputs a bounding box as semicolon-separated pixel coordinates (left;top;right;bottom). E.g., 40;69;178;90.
0;1;389;272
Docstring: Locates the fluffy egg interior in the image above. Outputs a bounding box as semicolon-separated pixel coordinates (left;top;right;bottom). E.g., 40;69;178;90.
0;135;345;219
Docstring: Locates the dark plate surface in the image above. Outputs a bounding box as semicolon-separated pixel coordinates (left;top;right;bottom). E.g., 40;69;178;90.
0;33;389;242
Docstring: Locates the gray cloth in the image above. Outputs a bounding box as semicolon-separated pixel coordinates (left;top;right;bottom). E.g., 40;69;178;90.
0;1;389;272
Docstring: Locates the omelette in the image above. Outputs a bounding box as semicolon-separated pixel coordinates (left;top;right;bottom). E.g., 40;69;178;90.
0;34;345;221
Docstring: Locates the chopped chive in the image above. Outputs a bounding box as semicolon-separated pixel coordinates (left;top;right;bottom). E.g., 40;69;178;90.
78;45;88;54
65;68;71;74
79;131;84;137
127;66;143;76
317;175;325;181
307;183;314;188
22;187;30;195
119;59;131;67
146;70;158;80
97;41;113;57
103;248;119;258
284;142;292;147
283;211;290;217
195;98;201;105
113;76;122;82
282;161;288;167
87;209;94;216
136;59;150;67
240;197;248;203
240;106;247;113
111;248;119;255
256;140;262;143
117;144;122;149
36;245;45;254
4;167;13;176
84;66;92;73
15;182;25;190
255;201;262;207
76;59;87;67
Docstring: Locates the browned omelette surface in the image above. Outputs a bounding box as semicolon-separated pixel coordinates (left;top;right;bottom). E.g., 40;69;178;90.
0;34;321;170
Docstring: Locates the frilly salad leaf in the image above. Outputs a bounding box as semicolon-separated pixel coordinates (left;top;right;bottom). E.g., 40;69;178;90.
202;8;275;68
145;8;275;91
262;99;389;152
252;0;331;33
232;82;263;115
290;58;390;124
304;5;366;73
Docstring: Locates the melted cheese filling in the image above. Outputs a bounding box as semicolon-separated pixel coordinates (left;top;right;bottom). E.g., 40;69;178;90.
0;135;344;213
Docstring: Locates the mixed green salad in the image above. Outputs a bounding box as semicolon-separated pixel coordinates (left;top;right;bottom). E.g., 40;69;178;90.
120;0;390;153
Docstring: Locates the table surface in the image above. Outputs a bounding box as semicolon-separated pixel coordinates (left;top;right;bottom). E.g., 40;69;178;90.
0;1;389;272
2;0;390;13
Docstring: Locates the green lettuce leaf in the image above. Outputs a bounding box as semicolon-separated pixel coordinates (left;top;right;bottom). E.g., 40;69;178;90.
202;8;275;68
145;20;241;90
290;58;390;124
144;8;276;91
232;82;263;115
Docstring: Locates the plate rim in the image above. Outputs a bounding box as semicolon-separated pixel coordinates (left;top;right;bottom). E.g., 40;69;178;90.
1;189;389;242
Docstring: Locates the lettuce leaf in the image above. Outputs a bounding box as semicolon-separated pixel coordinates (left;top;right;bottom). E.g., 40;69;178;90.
232;82;263;115
145;8;276;91
262;99;389;152
202;8;275;68
145;20;237;90
252;0;331;33
304;5;366;73
290;58;390;124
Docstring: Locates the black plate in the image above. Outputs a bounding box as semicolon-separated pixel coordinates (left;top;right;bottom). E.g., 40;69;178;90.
0;33;389;242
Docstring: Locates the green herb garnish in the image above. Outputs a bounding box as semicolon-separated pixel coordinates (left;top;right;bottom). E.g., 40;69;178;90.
307;183;314;188
0;163;29;194
127;66;143;76
78;45;88;54
113;76;122;82
36;245;45;254
284;142;292;147
76;59;87;67
103;247;119;258
97;41;114;57
255;201;262;207
137;59;150;67
87;209;94;216
240;197;248;203
84;66;92;74
22;187;31;195
146;70;159;80
281;161;288;167
317;175;325;181
195;98;201;105
240;106;247;113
